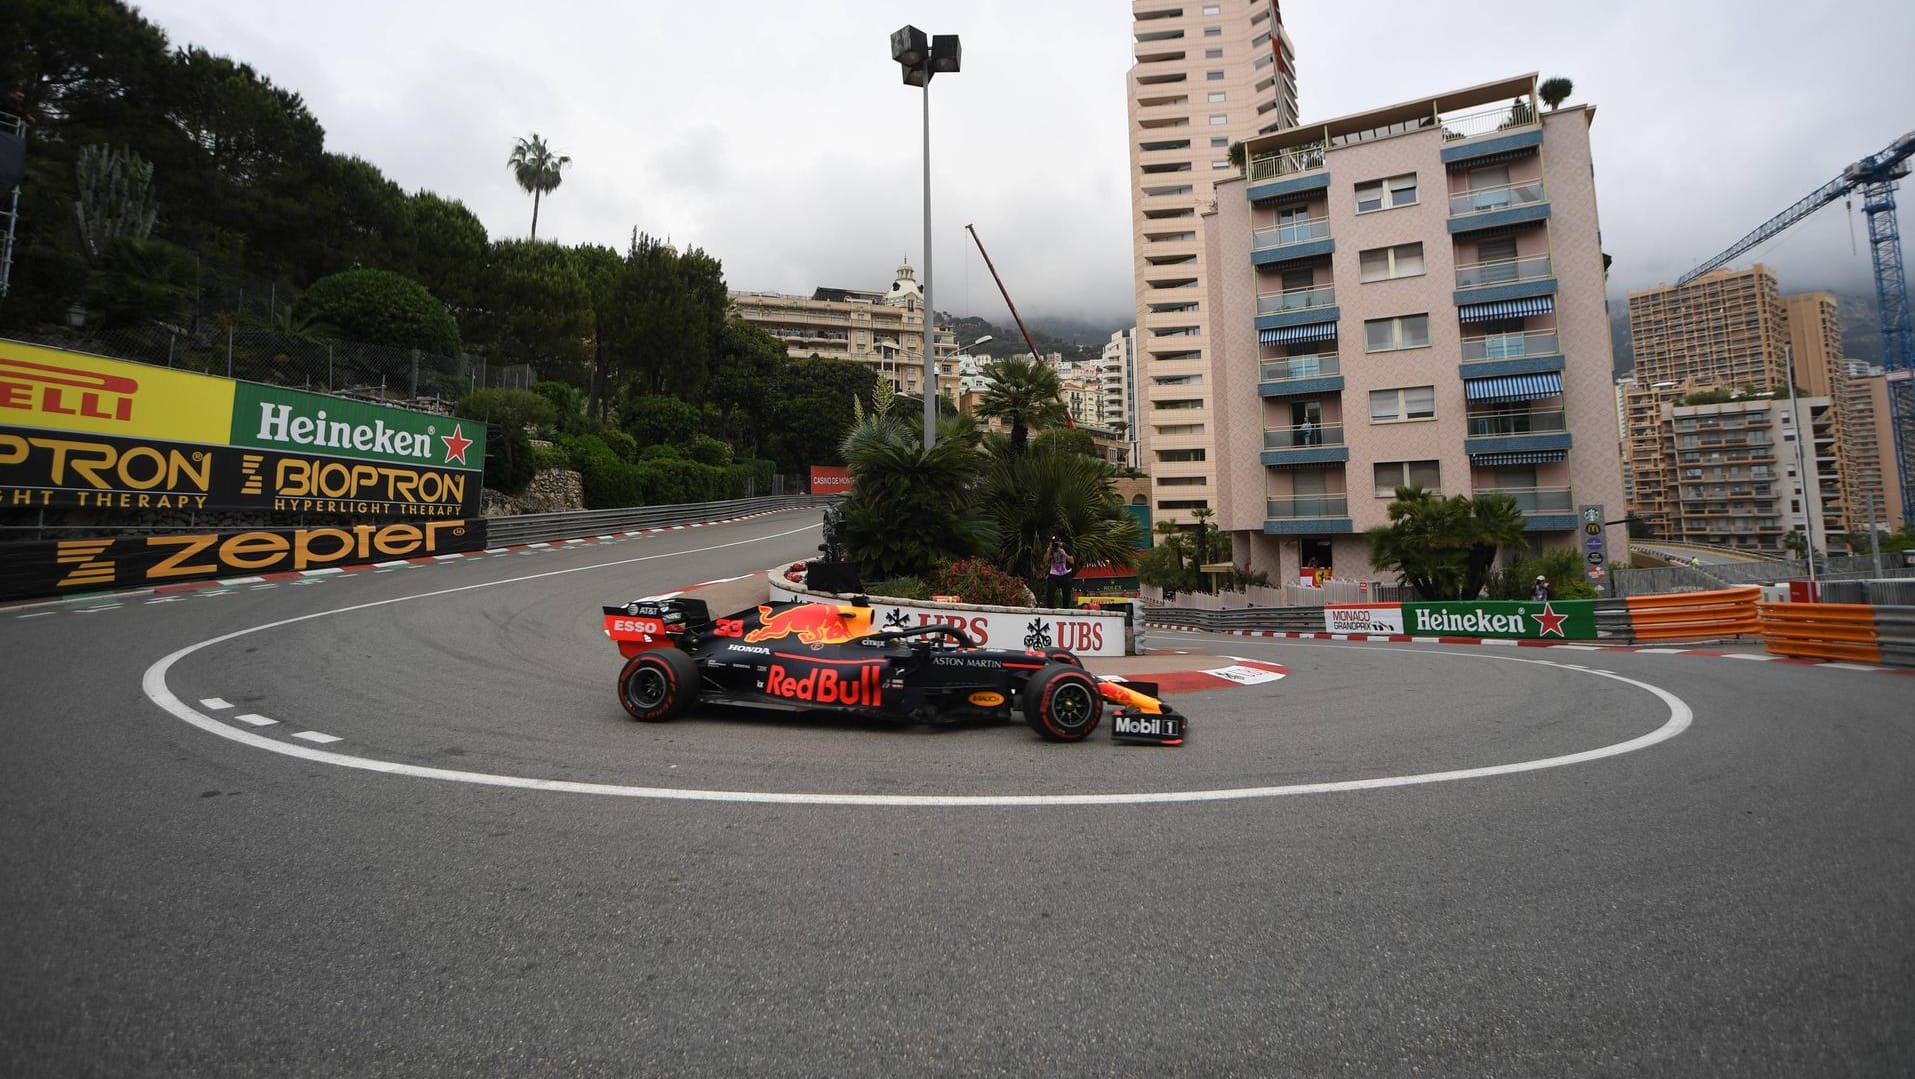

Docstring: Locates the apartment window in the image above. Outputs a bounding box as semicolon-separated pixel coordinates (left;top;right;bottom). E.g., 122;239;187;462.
1355;173;1418;213
1208;91;1227;103
1157;398;1205;410
1158;499;1210;511
1153;373;1204;385
1359;242;1425;282
1374;460;1441;497
1364;314;1431;352
1212;159;1232;169
1156;423;1206;436
1203;26;1222;36
1202;4;1220;12
1157;476;1208;486
1157;448;1207;462
1369;385;1436;423
1208;114;1228;125
1210;137;1229;148
1205;48;1224;58
1206;70;1225;80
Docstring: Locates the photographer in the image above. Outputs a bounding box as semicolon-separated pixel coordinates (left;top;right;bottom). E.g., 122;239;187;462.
1043;534;1076;609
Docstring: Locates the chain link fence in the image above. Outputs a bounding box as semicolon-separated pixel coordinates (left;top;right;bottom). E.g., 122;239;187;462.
4;323;537;414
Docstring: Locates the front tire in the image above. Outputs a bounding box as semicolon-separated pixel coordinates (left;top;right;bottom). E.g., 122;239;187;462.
618;648;700;722
1023;663;1103;742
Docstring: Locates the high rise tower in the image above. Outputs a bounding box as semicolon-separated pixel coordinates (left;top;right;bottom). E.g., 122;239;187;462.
1127;0;1298;525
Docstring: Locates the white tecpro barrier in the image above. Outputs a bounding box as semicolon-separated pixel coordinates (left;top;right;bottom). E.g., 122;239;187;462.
766;572;1136;657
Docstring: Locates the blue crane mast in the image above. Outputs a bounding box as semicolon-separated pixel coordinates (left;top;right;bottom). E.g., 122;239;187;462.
1680;131;1915;529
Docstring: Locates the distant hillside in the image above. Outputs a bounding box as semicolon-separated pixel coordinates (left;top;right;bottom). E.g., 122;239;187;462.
940;313;1110;362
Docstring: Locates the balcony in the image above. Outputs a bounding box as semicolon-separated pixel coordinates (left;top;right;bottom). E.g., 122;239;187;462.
1457;329;1563;379
1252;217;1334;266
1246;140;1330;202
1438;101;1544;167
1259;352;1343;398
1262;423;1349;467
1265;495;1353;535
1452;253;1557;306
1447;179;1550;234
1255;284;1339;332
1475;485;1576;531
1464;408;1572;458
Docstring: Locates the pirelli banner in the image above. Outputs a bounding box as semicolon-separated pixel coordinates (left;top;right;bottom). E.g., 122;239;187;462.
0;519;488;600
0;341;484;515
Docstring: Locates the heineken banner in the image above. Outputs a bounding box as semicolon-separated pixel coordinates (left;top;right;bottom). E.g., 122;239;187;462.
0;425;479;517
230;382;483;471
0;518;488;601
1402;599;1596;640
1;341;483;475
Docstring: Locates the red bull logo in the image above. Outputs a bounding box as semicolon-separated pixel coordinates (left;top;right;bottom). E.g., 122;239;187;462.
744;603;871;645
765;663;883;706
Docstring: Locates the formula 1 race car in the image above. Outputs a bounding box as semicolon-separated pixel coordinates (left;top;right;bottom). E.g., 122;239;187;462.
601;596;1186;744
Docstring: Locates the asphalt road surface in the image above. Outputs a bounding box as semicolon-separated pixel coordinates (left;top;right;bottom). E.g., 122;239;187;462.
4;509;1911;1077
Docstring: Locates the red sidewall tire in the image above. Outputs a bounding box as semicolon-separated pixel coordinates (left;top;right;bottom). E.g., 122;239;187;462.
618;648;699;722
1024;664;1103;742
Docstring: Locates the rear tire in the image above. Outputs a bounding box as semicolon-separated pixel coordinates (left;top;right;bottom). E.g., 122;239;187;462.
618;648;700;722
1023;663;1103;742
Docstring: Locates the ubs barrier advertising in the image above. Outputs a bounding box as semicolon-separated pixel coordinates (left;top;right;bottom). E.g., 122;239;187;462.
769;576;1130;657
1324;600;1596;640
0;518;488;599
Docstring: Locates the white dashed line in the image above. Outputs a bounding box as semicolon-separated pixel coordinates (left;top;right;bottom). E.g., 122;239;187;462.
291;731;341;744
1723;653;1778;661
16;610;54;619
199;698;233;710
74;605;121;614
235;714;278;727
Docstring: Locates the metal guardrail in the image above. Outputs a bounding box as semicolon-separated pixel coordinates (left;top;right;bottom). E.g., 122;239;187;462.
1147;598;1635;641
1874;607;1915;668
483;496;831;547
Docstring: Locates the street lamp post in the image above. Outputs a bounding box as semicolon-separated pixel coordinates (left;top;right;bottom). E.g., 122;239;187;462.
891;25;961;449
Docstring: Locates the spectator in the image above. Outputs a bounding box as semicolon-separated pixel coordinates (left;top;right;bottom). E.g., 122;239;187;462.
1043;534;1076;609
1531;575;1552;601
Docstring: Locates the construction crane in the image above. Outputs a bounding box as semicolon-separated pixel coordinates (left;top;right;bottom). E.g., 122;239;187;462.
1680;130;1915;529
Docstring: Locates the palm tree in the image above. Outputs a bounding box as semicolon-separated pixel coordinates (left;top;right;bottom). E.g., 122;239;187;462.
973;438;1139;582
974;355;1067;455
836;400;984;580
1538;77;1574;111
507;133;571;242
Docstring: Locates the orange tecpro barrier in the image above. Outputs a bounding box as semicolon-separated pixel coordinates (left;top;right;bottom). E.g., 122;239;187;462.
1757;602;1884;663
1623;587;1762;643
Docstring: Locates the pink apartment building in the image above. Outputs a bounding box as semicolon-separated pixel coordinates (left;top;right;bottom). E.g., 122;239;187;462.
1204;74;1626;585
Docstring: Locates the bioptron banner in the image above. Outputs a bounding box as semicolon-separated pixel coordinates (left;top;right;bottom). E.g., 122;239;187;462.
0;341;488;599
1324;600;1596;641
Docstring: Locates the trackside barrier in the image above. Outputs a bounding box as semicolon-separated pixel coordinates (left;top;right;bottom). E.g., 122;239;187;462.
1758;603;1882;664
482;496;831;547
1873;608;1915;668
1623;587;1762;643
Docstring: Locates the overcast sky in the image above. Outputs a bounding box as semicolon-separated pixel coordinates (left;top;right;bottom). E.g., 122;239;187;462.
132;0;1915;327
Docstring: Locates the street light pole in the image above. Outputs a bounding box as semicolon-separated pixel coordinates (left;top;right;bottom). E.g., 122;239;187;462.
891;25;961;450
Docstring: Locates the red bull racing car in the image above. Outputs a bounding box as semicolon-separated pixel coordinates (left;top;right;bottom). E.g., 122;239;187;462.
601;596;1185;744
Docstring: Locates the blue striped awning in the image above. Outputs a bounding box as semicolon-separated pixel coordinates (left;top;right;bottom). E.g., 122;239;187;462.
1458;295;1555;323
1259;321;1338;346
1464;371;1563;403
1471;449;1569;466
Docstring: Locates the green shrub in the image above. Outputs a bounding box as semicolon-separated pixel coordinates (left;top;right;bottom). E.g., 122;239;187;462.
864;576;932;601
928;558;1034;608
531;443;573;471
1487;547;1599;600
686;433;734;467
295;268;460;355
639;443;682;461
599;429;638;463
483;424;536;494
